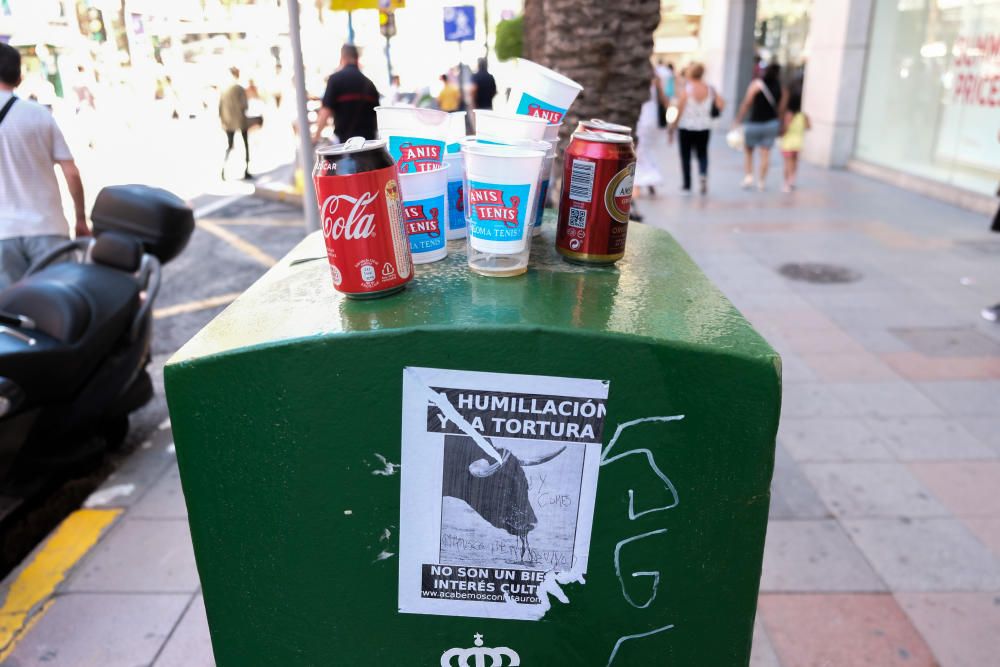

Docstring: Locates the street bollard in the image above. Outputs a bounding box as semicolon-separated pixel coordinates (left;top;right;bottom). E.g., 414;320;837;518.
164;218;781;665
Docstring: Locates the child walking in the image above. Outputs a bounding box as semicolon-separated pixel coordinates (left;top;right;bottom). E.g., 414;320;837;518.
780;93;809;193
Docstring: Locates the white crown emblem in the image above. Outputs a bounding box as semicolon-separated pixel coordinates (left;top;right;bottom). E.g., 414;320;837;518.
440;633;521;667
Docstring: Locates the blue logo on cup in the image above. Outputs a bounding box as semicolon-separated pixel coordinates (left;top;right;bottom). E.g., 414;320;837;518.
403;195;446;254
447;179;465;231
514;93;567;124
533;178;550;228
467;180;531;243
388;135;445;173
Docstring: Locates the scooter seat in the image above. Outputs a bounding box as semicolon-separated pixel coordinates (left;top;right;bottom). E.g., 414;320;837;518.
0;262;141;404
0;275;90;343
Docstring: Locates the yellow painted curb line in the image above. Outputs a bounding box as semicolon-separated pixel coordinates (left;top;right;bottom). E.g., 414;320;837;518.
0;508;121;659
153;292;242;320
198;219;278;268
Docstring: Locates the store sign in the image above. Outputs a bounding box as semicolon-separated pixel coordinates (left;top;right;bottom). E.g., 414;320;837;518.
330;0;404;11
951;34;999;107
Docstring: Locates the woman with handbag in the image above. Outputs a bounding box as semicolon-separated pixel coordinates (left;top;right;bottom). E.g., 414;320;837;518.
733;63;786;191
668;63;723;195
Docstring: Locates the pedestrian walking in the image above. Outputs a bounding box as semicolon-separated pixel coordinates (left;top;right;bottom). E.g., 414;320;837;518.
669;63;723;196
219;67;251;180
734;63;786;191
633;72;669;197
0;43;88;291
437;73;461;112
780;91;809;193
470;58;497;111
313;44;380;144
654;59;673;128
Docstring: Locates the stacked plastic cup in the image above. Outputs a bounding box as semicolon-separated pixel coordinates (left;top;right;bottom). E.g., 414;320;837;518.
375;107;450;174
443;151;465;240
445;111;467;153
506;59;583;126
530;141;557;236
443;111;468;240
474;110;549;142
461;140;546;277
470;115;555;239
399;165;449;264
543;122;562;143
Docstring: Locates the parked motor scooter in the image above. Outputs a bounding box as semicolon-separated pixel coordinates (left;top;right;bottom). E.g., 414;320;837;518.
0;185;194;492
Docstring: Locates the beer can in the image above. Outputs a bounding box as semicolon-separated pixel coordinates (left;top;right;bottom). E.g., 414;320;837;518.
313;137;413;299
574;118;633;136
556;130;636;265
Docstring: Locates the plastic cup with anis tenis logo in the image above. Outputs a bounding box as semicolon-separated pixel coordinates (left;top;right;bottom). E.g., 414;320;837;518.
467;135;554;239
398;165;449;264
460;141;545;277
313;137;412;299
506;58;583;126
375;106;449;174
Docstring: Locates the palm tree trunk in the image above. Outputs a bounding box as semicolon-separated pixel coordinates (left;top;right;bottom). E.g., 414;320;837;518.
522;0;546;63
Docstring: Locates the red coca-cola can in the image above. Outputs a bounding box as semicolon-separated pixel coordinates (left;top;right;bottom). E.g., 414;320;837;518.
314;137;413;298
556;130;636;265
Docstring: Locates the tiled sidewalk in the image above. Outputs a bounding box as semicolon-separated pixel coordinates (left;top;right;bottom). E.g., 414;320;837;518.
2;141;999;666
647;141;1000;666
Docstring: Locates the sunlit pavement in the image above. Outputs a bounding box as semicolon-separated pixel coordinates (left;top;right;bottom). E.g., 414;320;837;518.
57;104;298;215
1;136;999;665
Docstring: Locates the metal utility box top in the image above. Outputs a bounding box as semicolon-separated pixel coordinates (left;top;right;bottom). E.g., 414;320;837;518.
165;222;780;666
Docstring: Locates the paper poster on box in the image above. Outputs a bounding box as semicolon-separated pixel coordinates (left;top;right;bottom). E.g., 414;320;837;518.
398;367;609;621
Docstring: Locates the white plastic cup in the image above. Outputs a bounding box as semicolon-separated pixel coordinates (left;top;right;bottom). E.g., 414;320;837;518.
467;136;553;238
543;122;563;142
461;141;545;277
443;151;466;240
474;110;549;141
398;165;449;264
532;142;557;236
446;111;467;154
507;59;583;125
376;106;449;173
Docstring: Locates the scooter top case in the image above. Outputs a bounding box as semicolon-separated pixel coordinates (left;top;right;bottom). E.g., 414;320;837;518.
91;184;195;263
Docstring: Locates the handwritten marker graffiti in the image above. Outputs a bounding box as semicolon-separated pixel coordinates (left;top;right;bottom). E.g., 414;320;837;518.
599;414;684;665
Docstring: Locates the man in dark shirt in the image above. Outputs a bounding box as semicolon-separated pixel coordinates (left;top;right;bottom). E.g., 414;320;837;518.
470;58;497;110
313;44;379;143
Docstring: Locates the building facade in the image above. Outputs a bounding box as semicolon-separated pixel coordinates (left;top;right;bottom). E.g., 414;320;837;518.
687;0;999;212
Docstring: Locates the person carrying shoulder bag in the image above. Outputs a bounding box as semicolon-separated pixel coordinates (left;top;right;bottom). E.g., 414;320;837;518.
733;62;787;191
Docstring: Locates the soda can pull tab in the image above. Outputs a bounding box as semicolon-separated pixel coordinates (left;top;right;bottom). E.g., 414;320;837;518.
344;136;368;151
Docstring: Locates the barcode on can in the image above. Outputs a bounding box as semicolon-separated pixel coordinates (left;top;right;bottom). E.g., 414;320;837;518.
568;159;596;202
568;207;587;228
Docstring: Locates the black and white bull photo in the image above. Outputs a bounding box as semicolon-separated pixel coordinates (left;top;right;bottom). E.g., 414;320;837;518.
439;435;586;569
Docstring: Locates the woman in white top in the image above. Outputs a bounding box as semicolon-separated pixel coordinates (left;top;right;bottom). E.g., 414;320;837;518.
633;73;669;196
668;63;723;195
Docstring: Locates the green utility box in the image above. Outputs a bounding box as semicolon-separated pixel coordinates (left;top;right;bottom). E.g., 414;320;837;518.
165;221;780;666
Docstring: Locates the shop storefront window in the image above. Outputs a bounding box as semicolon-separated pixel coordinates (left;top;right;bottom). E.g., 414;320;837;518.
756;0;811;76
856;0;1000;197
